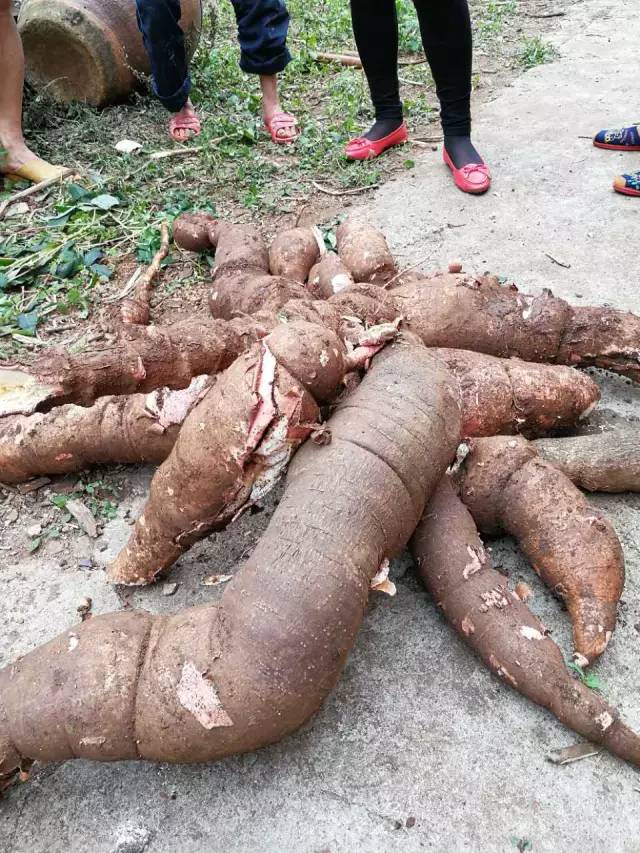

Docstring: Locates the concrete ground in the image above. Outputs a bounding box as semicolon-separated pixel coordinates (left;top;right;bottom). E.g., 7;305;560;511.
3;0;640;850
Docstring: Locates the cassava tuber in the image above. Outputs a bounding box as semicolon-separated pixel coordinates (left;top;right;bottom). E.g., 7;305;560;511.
107;321;351;586
0;316;258;417
0;344;461;782
269;226;324;282
457;436;625;664
411;478;640;768
0;378;210;483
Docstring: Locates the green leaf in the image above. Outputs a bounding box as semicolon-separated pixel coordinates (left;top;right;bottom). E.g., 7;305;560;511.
50;494;69;509
83;247;103;266
86;194;120;211
90;263;112;279
46;207;76;227
403;159;416;170
28;537;42;553
0;272;9;291
67;183;91;202
17;310;39;333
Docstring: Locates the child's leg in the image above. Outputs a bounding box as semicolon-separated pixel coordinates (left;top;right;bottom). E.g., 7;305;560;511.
136;0;200;141
230;0;297;141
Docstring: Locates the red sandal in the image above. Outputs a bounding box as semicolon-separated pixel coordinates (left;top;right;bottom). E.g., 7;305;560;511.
169;113;202;143
265;111;299;145
345;122;408;161
443;148;491;195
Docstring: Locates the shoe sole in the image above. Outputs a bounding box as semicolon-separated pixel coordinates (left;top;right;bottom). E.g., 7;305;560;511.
614;185;640;197
594;141;640;151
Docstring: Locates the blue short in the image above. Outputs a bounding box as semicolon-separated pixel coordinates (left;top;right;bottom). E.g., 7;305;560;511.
136;0;292;112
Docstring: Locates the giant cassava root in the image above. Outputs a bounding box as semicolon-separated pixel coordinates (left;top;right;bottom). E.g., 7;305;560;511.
411;478;640;767
0;350;600;484
2;215;640;787
456;436;625;664
0;344;461;782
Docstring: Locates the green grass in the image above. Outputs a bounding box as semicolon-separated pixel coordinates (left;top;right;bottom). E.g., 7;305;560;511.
517;36;559;70
1;0;544;357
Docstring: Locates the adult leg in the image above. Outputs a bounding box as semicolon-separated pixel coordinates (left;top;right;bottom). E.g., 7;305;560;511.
413;0;480;167
231;0;297;142
349;0;404;141
135;0;200;141
0;0;60;180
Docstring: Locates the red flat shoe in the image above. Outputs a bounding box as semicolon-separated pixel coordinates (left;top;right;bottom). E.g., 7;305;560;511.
443;148;491;194
345;122;408;161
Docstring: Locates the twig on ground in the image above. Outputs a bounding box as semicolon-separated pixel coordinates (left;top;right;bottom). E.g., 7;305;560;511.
0;168;74;220
545;252;572;269
312;181;380;197
384;253;432;289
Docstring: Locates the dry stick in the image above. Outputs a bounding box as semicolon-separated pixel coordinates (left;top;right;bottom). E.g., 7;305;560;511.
120;223;170;325
0;168;74;220
312;181;380;197
311;50;426;69
383;253;432;289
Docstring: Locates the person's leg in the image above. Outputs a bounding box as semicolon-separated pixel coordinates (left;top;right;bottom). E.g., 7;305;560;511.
413;0;480;168
135;0;200;141
350;0;404;141
0;0;60;179
231;0;297;142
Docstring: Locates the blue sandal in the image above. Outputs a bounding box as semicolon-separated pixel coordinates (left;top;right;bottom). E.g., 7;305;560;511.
613;170;640;197
594;124;640;151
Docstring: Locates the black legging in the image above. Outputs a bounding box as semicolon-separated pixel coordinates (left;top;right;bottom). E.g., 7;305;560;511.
350;0;472;137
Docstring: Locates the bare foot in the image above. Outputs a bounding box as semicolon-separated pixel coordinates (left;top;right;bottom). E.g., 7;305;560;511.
0;137;38;173
168;100;202;143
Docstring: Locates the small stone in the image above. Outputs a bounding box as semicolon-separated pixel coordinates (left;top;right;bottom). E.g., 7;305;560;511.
406;816;416;829
78;558;94;569
26;524;42;538
5;508;19;524
163;582;179;596
448;261;463;274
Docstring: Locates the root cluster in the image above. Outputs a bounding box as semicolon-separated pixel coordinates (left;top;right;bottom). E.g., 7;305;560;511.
2;213;640;789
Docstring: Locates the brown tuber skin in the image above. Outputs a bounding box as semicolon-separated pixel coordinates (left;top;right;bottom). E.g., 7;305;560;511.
307;253;354;299
0;379;210;483
534;429;640;493
411;477;640;768
431;348;600;437
0;345;462;780
0;350;601;484
172;212;217;253
336;219;396;283
269;226;324;283
457;436;625;664
107;321;350;586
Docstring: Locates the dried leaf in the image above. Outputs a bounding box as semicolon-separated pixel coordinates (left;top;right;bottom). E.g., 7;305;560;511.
115;139;143;154
201;574;233;587
547;742;601;765
65;498;98;538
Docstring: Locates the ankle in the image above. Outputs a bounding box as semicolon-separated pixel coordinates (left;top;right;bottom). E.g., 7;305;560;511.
365;118;404;142
444;135;482;169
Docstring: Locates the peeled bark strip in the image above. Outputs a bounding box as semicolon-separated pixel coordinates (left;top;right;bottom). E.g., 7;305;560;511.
0;317;257;417
107;322;349;586
0;344;461;781
458;436;625;664
0;378;210;483
431;349;599;437
534;430;640;493
411;478;640;768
